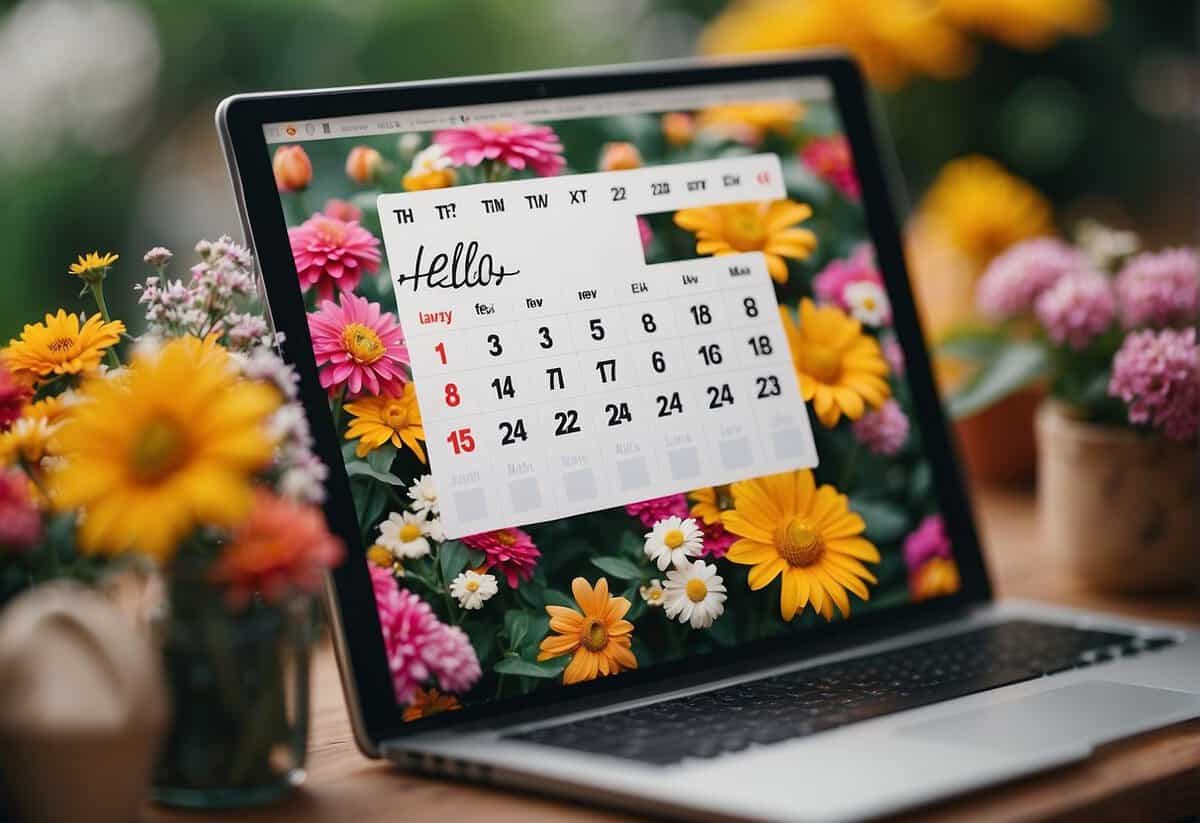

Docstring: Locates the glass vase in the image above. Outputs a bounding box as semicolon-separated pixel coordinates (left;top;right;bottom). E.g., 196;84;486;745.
152;582;315;809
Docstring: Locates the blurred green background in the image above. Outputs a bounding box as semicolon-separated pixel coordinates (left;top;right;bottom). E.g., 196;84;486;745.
0;0;1195;336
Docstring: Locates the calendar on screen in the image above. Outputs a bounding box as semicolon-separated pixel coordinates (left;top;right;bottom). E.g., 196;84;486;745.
377;154;818;538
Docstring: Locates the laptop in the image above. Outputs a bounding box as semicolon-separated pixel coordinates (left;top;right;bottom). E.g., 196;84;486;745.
217;54;1200;822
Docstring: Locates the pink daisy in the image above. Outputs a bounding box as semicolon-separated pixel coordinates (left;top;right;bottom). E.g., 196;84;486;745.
903;514;952;572
812;244;882;310
1115;248;1200;329
625;494;689;529
308;293;410;397
370;564;481;703
1108;327;1199;442
434;123;565;176
461;527;541;588
800;135;861;201
0;469;40;554
289;213;381;301
852;399;910;456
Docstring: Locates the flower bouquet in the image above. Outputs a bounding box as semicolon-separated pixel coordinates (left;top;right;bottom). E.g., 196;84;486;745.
941;228;1199;591
0;240;343;807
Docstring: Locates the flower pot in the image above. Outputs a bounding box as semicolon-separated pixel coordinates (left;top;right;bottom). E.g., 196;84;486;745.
1036;401;1200;594
955;385;1044;484
152;583;315;809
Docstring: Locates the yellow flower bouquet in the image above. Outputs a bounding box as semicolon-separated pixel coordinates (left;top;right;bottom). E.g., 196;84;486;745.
0;240;343;808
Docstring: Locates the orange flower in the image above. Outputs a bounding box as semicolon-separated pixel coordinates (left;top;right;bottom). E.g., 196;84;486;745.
538;577;637;685
403;688;462;722
272;145;311;192
346;145;384;185
910;557;962;601
661;112;695;147
211;491;344;608
599;141;642;171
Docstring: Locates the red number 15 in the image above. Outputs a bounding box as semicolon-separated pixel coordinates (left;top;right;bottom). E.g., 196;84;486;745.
446;427;475;454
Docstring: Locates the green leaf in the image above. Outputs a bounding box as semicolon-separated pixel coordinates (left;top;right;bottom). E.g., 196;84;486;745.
345;461;406;486
366;442;398;473
590;556;644;581
543;589;576;609
618;530;644;558
438;540;469;583
947;342;1048;420
936;327;1006;362
493;656;567;679
503;610;533;650
848;498;910;544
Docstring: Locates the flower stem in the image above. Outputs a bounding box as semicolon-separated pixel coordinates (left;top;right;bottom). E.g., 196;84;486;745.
88;281;122;368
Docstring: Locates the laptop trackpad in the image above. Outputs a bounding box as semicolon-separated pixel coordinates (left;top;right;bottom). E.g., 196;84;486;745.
898;680;1200;754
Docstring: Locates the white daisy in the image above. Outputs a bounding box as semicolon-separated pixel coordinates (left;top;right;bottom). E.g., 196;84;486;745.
639;580;665;608
643;515;703;571
662;560;727;629
449;570;498;610
406;474;439;516
843;280;891;327
409;143;454;175
376;510;434;560
424;516;446;542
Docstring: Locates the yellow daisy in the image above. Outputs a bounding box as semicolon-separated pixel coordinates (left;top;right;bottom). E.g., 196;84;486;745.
939;0;1106;51
3;310;124;385
700;0;974;90
917;156;1053;271
724;470;880;621
343;383;426;461
68;251;119;281
696;100;805;143
0;415;57;467
689;484;733;525
674;200;817;284
49;336;279;561
538;577;637;685
783;299;890;428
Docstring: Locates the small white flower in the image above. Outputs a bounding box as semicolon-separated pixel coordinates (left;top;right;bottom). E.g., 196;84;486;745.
406;474;439;516
662;560;727;629
397;132;423;154
639;580;665;608
843;280;891;327
449;570;498;610
377;510;434;559
409;143;454;175
424;516;446;543
643;516;703;572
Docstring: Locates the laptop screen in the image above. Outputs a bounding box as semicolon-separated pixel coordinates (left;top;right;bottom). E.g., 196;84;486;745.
263;77;963;723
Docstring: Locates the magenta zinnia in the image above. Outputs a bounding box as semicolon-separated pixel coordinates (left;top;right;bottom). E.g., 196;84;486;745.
0;469;40;554
289;213;382;301
370;564;481;704
800;135;860;201
434;123;565;176
1108;327;1199;442
903;514;952;572
1115;249;1200;330
624;494;689;529
461;527;541;588
308;293;409;397
812;244;882;310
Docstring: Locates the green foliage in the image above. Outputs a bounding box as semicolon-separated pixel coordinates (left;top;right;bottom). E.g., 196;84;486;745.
944;338;1048;419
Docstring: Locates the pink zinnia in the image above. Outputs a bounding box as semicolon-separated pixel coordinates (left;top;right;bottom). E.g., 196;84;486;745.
699;520;735;559
434;123;564;176
323;198;363;223
637;216;653;253
1034;270;1116;350
461;527;541;588
976;238;1088;321
1115;248;1200;330
0;363;30;431
903;514;952;572
0;469;40;553
1108;327;1199;441
370;564;481;703
800;135;860;201
812;245;882;310
882;335;905;377
289;213;382;301
308;292;410;397
625;494;689;529
852;399;910;456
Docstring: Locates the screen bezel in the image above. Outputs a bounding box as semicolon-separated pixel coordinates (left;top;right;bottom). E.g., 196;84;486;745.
219;53;993;752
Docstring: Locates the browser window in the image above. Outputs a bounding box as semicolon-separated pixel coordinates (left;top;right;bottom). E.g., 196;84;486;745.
264;78;963;723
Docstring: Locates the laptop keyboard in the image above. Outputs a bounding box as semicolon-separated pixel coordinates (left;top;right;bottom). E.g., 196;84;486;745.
508;619;1178;764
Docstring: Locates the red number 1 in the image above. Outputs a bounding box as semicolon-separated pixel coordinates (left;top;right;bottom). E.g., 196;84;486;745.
447;427;475;454
434;341;447;364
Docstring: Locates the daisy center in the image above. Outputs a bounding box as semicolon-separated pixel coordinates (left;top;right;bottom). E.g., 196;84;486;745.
465;579;480;593
663;529;685;549
341;323;385;364
799;341;842;383
47;336;75;354
382;401;410;430
129;417;189;484
775;517;824;567
581;618;609;652
399;523;422;543
685;578;709;603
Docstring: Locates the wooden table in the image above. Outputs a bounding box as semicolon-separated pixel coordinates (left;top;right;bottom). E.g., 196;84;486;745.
148;484;1200;822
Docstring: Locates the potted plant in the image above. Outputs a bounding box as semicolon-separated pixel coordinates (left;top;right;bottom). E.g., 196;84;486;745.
942;226;1199;593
